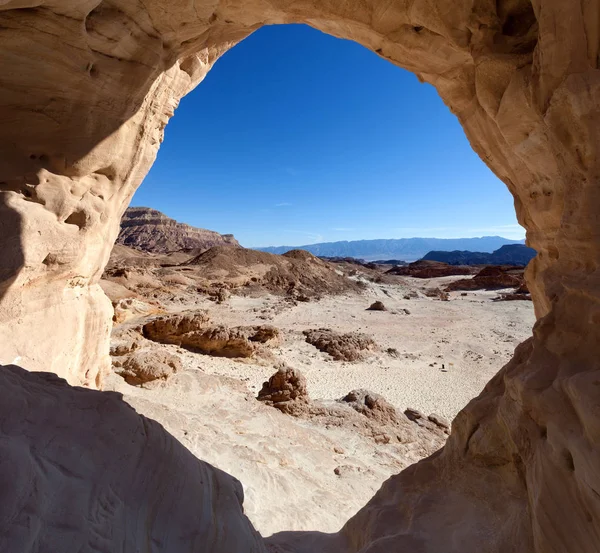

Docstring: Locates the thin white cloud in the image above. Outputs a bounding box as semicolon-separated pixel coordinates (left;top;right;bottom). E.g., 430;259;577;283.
333;227;354;231
282;230;323;243
392;226;455;233
391;224;525;238
275;202;292;207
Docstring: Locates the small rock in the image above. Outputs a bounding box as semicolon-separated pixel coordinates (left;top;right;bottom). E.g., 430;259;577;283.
428;413;450;431
367;300;387;311
404;407;426;422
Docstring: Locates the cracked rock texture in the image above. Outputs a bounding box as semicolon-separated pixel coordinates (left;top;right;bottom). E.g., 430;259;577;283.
0;1;599;553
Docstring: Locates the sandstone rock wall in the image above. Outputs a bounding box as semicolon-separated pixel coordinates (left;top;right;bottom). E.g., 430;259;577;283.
0;1;599;553
0;0;593;384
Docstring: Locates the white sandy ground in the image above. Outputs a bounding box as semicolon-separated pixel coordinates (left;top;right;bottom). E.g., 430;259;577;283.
170;275;536;420
105;276;535;537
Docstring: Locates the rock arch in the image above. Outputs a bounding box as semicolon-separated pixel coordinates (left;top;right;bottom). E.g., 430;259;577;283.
0;1;599;552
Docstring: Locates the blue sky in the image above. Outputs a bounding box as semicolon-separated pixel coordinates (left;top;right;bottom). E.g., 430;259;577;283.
133;24;524;247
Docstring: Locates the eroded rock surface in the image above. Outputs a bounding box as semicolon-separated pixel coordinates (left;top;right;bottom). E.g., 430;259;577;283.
113;348;182;386
303;328;377;361
142;311;280;358
0;2;599;553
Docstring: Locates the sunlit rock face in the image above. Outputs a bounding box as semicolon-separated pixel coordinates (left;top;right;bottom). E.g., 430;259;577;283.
117;207;240;253
0;1;599;552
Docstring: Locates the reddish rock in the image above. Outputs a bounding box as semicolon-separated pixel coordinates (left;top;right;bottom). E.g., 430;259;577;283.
387;260;474;279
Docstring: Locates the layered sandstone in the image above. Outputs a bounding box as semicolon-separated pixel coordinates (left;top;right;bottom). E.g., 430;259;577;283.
0;2;599;553
117;206;239;253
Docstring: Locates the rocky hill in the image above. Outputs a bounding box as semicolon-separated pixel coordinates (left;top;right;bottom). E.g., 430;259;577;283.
117;207;239;253
422;244;536;266
258;236;525;261
182;246;364;298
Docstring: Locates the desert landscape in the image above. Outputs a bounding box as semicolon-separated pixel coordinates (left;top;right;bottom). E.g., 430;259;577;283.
98;207;535;536
1;2;599;552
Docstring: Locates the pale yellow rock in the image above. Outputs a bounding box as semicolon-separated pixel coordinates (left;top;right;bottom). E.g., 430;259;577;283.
0;1;598;553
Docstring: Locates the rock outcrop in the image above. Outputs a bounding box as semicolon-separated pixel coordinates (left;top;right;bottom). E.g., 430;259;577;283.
142;311;280;358
113;348;182;385
446;265;526;292
117;207;239;253
257;364;310;415
341;389;404;426
303;328;377;362
386;259;475;278
257;368;447;449
0;2;599;553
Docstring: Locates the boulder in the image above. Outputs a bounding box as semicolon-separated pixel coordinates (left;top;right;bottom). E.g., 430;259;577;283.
142;312;279;358
303;329;376;361
115;349;182;386
257;365;309;415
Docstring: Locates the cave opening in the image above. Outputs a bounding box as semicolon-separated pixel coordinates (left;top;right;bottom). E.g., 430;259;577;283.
99;23;537;535
122;23;533;422
3;2;597;552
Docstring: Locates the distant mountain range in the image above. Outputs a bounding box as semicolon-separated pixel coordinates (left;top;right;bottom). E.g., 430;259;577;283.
257;236;526;262
422;244;536;266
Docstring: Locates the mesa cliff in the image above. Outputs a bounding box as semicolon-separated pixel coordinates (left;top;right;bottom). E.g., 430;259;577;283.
117;207;239;253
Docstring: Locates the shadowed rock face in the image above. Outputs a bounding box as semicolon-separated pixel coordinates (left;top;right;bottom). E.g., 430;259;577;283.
0;365;265;553
0;2;599;553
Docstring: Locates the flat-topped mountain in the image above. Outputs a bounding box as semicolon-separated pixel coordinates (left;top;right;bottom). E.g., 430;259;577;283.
117;207;239;253
422;244;536;266
258;236;525;262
